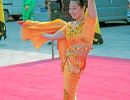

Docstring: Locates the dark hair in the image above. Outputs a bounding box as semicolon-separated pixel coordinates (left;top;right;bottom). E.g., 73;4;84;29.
70;0;88;11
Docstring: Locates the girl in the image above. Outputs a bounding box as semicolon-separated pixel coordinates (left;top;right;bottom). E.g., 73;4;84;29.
43;0;97;99
18;0;97;99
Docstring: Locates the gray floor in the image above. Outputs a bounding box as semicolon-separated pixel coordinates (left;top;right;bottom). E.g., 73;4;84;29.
90;23;130;59
0;20;130;66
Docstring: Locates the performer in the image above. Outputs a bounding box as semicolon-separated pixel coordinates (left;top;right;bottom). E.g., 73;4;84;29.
0;0;6;40
22;0;35;21
18;0;97;99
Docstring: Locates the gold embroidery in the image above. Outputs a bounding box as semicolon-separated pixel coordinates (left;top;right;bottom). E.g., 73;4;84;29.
66;60;80;74
67;44;88;57
64;89;69;100
66;22;83;38
64;44;88;73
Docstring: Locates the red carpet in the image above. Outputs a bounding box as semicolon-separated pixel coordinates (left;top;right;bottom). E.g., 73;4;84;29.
0;56;130;100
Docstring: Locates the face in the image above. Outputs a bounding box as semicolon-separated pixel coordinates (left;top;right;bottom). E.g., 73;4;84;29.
69;1;84;20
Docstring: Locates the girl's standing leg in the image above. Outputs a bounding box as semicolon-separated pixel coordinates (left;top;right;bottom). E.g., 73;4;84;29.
64;64;81;100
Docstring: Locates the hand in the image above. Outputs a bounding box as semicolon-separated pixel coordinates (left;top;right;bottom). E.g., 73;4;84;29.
17;21;25;25
25;5;29;11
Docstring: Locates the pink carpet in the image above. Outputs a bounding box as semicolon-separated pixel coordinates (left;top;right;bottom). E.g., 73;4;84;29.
0;56;130;100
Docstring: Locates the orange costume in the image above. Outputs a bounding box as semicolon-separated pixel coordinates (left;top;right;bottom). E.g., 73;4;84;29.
20;14;96;99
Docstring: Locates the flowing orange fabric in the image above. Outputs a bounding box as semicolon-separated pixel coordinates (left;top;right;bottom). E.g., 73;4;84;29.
20;14;96;100
21;19;67;49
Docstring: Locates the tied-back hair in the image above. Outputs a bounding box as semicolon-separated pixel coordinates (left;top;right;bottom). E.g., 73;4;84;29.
70;0;88;12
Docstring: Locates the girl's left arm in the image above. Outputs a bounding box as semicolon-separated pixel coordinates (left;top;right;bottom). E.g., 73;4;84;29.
43;30;65;41
88;0;97;18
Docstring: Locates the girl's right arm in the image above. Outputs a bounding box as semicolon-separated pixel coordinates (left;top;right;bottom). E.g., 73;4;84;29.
43;30;65;41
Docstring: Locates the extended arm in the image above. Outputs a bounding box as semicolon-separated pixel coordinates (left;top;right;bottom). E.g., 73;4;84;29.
88;0;97;18
43;30;65;41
